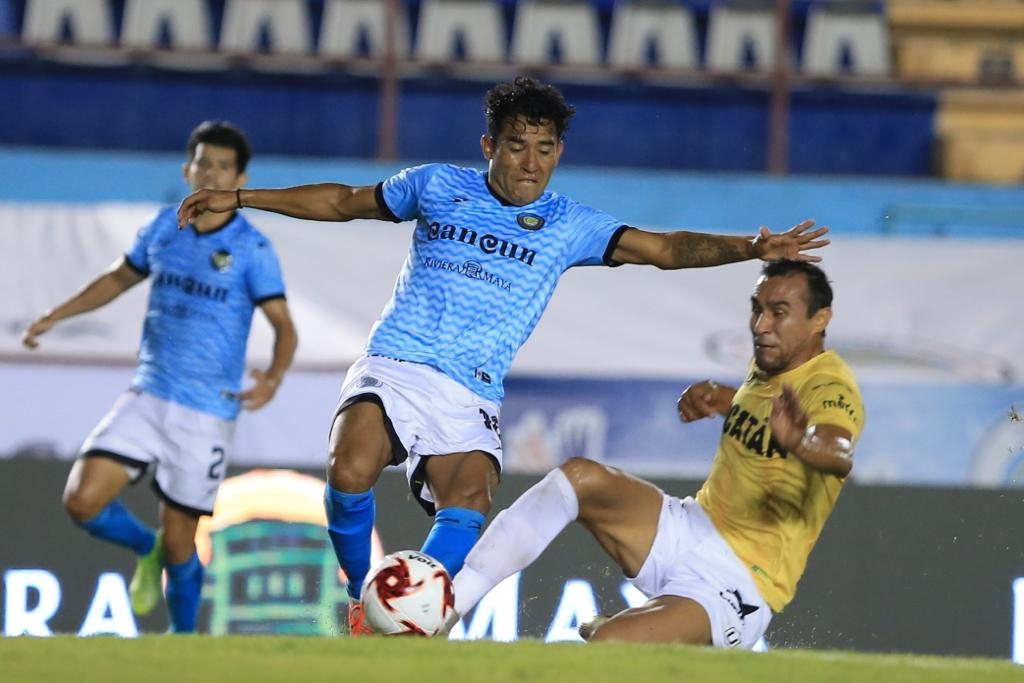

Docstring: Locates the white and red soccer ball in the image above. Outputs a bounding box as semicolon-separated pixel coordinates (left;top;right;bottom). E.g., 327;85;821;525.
360;550;455;636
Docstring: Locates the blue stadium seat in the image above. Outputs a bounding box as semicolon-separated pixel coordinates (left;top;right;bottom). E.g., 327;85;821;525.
0;0;16;40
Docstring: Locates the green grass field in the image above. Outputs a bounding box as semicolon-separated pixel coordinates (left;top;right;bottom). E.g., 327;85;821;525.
2;637;1022;683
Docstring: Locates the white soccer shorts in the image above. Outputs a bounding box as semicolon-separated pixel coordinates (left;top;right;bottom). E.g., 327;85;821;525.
629;495;772;649
80;388;236;516
334;355;503;514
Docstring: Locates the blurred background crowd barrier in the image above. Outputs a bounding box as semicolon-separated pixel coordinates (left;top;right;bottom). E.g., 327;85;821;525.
1;0;1023;657
0;0;1023;180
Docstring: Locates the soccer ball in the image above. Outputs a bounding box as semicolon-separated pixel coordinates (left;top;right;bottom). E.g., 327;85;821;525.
360;550;455;636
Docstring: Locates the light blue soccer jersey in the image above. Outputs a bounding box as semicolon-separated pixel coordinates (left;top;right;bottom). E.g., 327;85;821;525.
370;163;627;403
125;207;286;420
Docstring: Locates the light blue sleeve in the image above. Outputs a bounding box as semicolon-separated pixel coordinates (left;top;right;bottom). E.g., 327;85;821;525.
124;212;161;275
245;234;287;303
565;202;628;267
379;164;443;221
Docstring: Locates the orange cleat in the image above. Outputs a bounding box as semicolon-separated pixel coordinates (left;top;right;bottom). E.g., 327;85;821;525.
347;600;375;637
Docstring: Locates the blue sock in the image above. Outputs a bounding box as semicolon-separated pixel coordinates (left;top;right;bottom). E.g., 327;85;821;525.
324;485;375;600
420;507;485;578
165;553;203;633
77;500;155;556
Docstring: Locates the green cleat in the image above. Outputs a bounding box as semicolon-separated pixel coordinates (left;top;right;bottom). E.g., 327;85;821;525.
130;532;163;616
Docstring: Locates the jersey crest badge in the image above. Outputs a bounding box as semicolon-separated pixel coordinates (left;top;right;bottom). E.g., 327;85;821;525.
211;250;233;272
516;213;545;231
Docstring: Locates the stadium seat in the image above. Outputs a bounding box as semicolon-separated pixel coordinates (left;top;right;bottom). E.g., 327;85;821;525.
120;0;212;51
894;36;1023;84
220;0;312;56
0;0;17;41
319;0;410;60
705;1;778;73
888;0;1024;84
509;0;602;67
802;4;890;77
937;89;1024;183
21;0;113;47
415;0;506;64
607;0;699;70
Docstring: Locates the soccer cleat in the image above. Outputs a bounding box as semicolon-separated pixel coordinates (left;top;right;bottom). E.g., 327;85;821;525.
347;600;375;637
578;615;612;641
130;532;163;616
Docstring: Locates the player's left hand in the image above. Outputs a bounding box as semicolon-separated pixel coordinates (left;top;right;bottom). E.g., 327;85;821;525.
677;380;725;422
21;314;56;349
769;384;809;453
751;219;830;262
177;189;237;228
238;368;281;411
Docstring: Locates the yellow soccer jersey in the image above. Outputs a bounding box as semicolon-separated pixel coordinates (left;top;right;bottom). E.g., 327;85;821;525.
695;350;864;612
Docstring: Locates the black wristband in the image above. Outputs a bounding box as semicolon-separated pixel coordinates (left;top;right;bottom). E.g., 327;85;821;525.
236;188;242;209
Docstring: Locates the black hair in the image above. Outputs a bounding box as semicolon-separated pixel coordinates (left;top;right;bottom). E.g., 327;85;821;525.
185;120;252;173
760;259;833;316
484;77;576;141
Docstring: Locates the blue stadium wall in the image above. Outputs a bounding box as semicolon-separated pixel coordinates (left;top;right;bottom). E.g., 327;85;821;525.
0;61;938;175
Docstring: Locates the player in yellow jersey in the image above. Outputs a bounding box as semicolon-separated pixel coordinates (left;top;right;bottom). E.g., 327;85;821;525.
450;259;863;647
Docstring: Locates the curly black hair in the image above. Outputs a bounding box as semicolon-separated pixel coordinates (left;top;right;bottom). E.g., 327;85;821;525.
484;77;576;141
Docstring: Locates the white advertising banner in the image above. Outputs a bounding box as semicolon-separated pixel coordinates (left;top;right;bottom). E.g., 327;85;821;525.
2;202;1022;485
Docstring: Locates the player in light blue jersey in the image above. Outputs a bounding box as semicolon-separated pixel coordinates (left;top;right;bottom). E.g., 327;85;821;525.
23;121;298;633
177;77;829;636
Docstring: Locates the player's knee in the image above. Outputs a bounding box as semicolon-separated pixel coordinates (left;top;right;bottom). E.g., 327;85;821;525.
62;489;101;520
327;448;383;492
559;457;615;505
62;486;101;523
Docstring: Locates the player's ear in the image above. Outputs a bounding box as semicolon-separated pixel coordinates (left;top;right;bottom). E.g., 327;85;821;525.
480;134;493;160
182;162;190;181
812;306;832;335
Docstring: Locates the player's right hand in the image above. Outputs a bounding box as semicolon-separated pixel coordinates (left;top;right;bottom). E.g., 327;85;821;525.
22;314;55;349
176;189;235;228
677;380;722;422
769;384;809;453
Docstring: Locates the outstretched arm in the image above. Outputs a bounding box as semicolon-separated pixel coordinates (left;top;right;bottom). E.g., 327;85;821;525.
770;384;854;477
22;258;145;349
176;183;389;227
238;298;298;411
610;219;829;269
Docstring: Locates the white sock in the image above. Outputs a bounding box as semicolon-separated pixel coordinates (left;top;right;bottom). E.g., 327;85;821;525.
453;467;578;616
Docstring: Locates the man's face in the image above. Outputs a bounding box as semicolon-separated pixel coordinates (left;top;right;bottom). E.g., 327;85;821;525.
481;116;563;206
750;273;831;375
183;143;246;193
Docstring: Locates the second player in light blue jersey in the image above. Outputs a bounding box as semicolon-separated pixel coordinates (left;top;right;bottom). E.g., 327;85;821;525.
178;77;829;636
24;122;298;633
